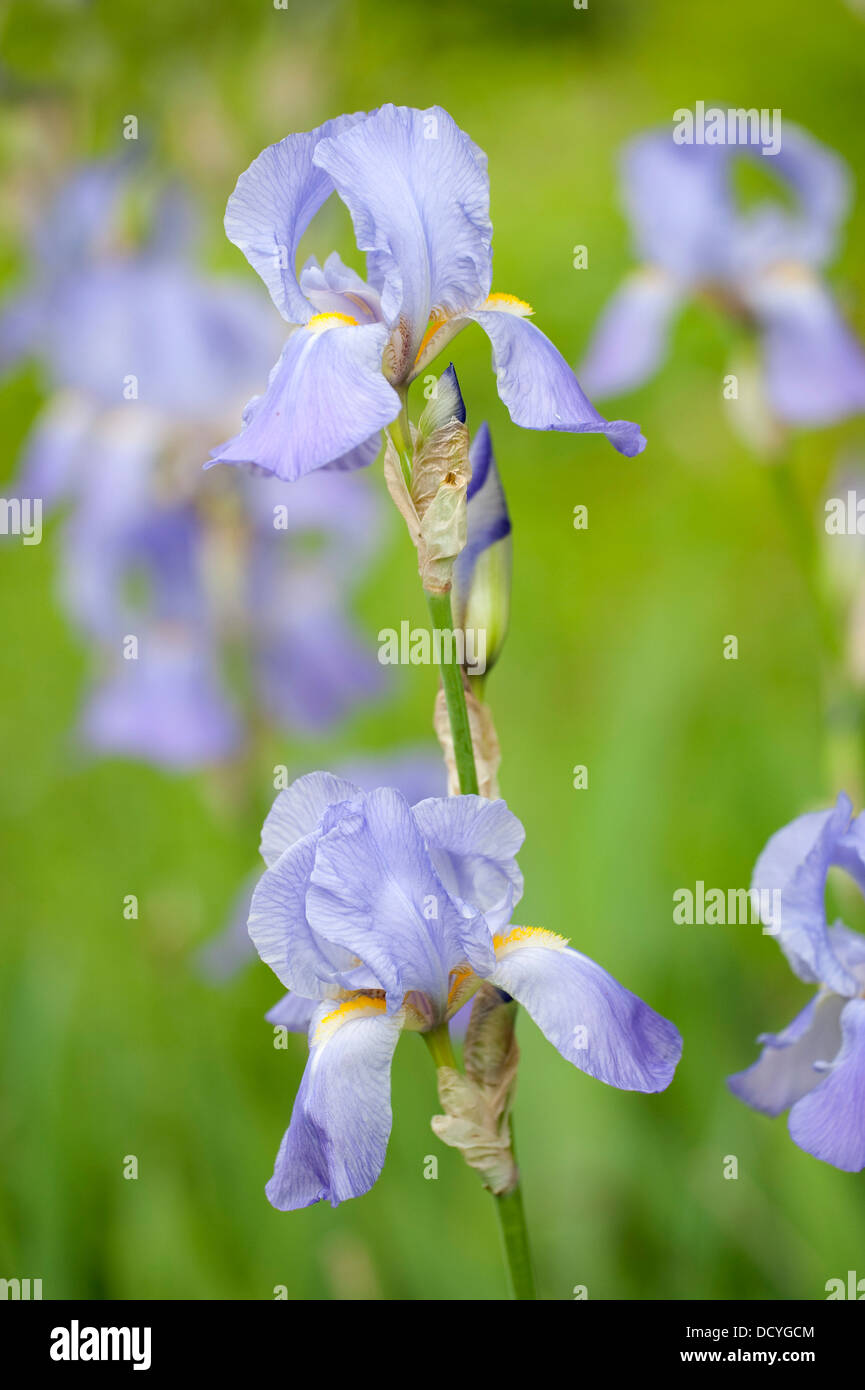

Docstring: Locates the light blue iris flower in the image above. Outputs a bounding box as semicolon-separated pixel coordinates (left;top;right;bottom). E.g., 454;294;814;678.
580;120;865;426
210;104;645;482
729;792;865;1171
1;162;388;767
250;772;682;1210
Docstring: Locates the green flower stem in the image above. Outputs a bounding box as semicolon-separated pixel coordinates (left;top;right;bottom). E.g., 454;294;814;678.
423;1024;536;1300
388;389;414;488
425;588;479;796
766;459;865;798
493;1175;536;1301
423;1023;457;1069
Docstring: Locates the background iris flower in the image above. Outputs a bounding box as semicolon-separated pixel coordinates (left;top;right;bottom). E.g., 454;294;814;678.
580;118;865;426
729;792;865;1171
1;162;388;768
210;103;645;482
249;772;682;1210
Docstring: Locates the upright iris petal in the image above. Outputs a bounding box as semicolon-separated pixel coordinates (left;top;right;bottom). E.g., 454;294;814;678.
312;104;493;373
223;112;370;326
212;104;645;481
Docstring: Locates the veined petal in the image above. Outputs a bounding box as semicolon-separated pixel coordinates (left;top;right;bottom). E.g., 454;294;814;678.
488;927;682;1092
746;269;865;425
224;113;369;324
266;995;403;1210
469;303;646;456
307;788;495;1011
751;792;858;994
209;320;400;481
248;828;363;999
260;770;361;867
727;990;845;1116
313;105;493;369
788;998;865;1171
578;269;683;397
410;794;524;935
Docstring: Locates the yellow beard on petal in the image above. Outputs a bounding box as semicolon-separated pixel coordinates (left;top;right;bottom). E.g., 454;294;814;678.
312;991;387;1044
492;926;569;958
481;292;534;317
413;308;452;365
306;311;360;334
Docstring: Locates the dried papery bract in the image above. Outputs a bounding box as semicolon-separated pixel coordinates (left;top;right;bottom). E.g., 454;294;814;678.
431;983;520;1196
383;394;471;595
434;684;501;798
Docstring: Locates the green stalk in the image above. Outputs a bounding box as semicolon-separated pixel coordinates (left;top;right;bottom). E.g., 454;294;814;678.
425;588;479;795
493;1178;536;1300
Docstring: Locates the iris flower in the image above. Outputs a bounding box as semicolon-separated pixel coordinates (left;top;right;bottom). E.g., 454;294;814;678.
250;772;682;1209
729;792;865;1171
1;163;387;767
210;104;645;481
580;120;865;425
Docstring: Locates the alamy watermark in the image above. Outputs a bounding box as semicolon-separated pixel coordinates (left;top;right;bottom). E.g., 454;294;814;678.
673;881;781;933
378;621;487;674
673;103;782;157
0;497;42;545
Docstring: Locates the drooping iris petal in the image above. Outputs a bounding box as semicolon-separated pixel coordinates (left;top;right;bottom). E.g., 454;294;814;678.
746;270;865;425
469;304;646;456
265;992;318;1033
266;996;403;1210
256;604;385;734
788;999;865;1171
489;928;682;1092
578;269;683;398
727;990;845;1116
0;290;47;372
80;633;241;770
224;113;369;325
411;793;524;934
306;788;495;1011
751;792;858;995
313;104;492;366
259;770;360;868
209;321;399;480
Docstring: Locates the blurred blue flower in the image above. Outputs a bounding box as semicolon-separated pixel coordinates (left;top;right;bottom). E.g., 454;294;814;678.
729;792;865;1171
209;103;645;482
249;771;682;1209
580;121;865;426
1;162;388;768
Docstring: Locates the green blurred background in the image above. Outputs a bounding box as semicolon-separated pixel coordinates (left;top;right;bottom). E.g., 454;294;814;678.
2;0;865;1300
